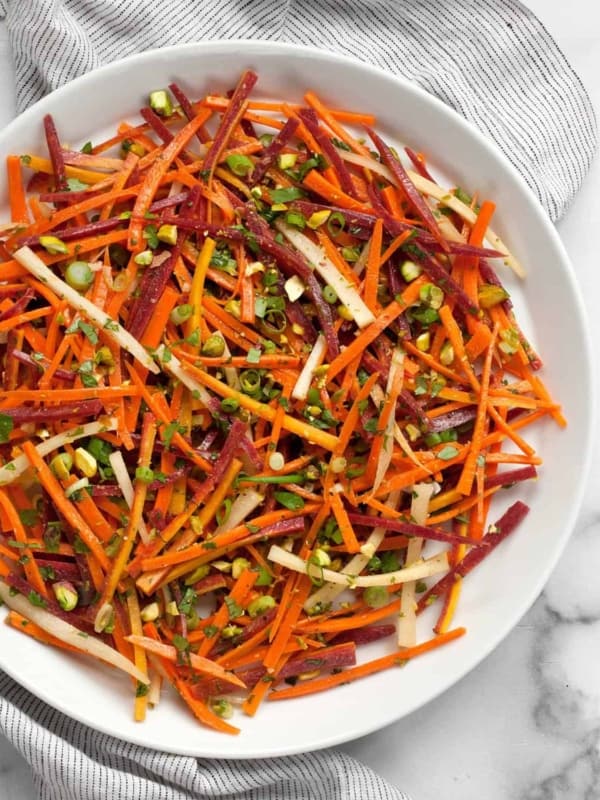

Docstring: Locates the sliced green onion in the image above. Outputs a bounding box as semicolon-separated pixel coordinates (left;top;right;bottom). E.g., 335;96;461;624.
135;466;154;484
201;334;225;357
225;154;254;176
285;211;306;229
261;310;287;333
363;586;389;608
400;260;422;282
220;397;239;414
247;595;276;618
64;476;89;499
419;283;444;310
169;304;193;325
239;369;262;395
64;261;94;293
326;211;346;237
322;285;338;304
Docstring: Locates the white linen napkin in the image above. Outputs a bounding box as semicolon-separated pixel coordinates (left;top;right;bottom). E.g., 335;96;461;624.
0;1;596;799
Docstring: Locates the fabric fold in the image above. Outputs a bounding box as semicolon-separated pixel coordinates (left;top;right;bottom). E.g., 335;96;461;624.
2;0;597;220
0;671;410;800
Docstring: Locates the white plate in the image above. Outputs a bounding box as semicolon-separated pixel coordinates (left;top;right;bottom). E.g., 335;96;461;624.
0;40;593;758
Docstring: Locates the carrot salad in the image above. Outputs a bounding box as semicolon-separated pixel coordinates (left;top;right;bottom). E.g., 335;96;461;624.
0;71;562;733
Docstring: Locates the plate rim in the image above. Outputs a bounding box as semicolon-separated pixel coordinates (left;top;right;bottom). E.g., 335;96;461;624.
0;38;595;758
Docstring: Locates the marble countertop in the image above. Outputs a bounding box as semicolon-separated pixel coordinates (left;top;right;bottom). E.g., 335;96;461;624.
1;1;599;798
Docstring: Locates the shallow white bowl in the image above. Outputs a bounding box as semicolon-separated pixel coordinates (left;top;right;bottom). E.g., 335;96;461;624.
0;40;593;758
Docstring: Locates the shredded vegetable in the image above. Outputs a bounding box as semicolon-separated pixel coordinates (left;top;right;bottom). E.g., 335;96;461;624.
0;73;562;733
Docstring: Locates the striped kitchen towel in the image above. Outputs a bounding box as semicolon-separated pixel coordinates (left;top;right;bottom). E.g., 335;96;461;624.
1;0;597;221
0;2;596;800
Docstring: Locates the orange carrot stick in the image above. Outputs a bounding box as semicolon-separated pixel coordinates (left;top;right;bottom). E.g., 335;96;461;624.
22;441;110;571
268;628;466;700
7;156;29;224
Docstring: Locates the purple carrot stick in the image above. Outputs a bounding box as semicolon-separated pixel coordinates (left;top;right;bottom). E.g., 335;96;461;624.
201;71;258;177
416;501;530;613
367;126;449;252
43;115;68;192
484;465;537;489
297;108;358;198
333;623;396;646
249;117;299;186
2;400;103;425
11;349;76;383
0;288;35;322
347;513;486;547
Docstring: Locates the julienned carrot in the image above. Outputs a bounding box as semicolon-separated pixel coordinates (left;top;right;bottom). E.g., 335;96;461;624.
363;218;383;312
304;91;372;157
7;156;29;224
6;610;80;653
197;569;258;657
187;237;215;345
0;386;141;402
299;598;402;634
326;276;427;381
0;71;559;735
0;489;48;597
263;576;312;672
461;199;496;304
125;634;246;687
330;493;360;554
21;441;110;571
125;365;213;472
268;628;467;700
98;414;157;618
127;109;211;250
125;587;149;722
143;622;240;735
334;372;380;455
0;305;52;332
62;474;114;542
456;323;499;496
139;505;318;573
173;362;340;452
302;170;372;213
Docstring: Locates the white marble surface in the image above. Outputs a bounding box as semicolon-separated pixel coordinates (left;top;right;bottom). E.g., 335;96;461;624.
0;1;600;798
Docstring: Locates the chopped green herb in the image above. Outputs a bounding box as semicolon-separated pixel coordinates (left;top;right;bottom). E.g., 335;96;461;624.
225;597;243;619
18;508;38;527
270;187;306;204
274;491;305;511
66;178;89;192
0;414;13;444
28;591;47;608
